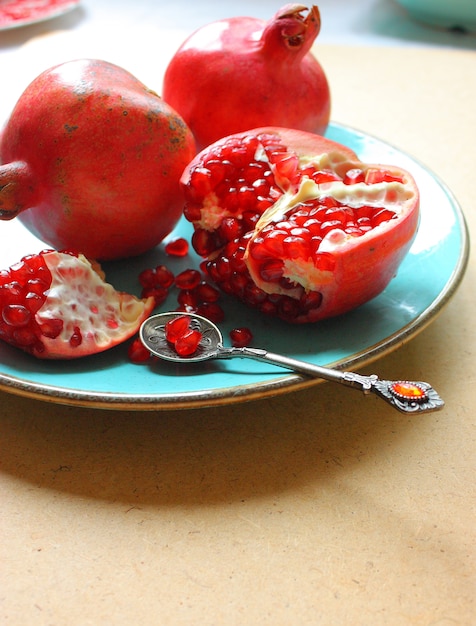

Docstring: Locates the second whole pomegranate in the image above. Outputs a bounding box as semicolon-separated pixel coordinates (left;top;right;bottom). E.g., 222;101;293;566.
163;4;331;151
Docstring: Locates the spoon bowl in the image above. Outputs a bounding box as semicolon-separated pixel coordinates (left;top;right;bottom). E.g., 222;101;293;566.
140;311;224;363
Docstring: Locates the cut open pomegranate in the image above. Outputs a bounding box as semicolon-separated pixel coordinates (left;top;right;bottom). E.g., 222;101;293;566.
0;250;155;358
181;128;420;323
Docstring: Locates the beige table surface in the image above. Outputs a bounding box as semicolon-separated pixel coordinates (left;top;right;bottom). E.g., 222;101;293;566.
1;23;475;626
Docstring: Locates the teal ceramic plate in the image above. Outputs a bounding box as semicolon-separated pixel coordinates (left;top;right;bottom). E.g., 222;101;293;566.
0;123;469;410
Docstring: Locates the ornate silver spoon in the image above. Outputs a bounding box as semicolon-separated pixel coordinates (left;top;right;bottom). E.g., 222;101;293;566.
139;312;444;414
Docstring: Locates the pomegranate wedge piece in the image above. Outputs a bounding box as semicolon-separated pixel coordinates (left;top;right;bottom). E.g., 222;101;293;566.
0;250;155;358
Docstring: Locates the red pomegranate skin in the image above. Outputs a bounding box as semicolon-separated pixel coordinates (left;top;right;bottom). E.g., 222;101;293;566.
0;59;196;261
163;5;331;151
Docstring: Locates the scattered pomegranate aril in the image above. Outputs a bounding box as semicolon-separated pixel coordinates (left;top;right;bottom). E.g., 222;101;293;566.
138;268;159;289
230;327;253;348
154;265;175;288
195;281;221;303
195;302;225;324
141;286;169;307
165;238;189;257
127;337;153;364
177;289;199;309
175;268;202;290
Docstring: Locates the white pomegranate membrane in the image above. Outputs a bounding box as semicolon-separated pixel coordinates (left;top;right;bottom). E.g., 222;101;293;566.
182;131;419;323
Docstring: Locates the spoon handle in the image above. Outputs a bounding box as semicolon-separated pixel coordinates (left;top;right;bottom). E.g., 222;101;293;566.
218;346;444;414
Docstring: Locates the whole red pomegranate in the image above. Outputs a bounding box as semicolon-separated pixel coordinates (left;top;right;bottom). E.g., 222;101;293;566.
181;128;420;323
0;59;196;261
163;4;330;151
0;250;155;359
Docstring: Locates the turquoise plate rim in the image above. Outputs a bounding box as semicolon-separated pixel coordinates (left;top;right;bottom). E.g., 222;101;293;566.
0;122;470;410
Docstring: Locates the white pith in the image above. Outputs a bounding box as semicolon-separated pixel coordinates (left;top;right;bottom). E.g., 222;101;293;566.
197;191;228;231
36;252;152;352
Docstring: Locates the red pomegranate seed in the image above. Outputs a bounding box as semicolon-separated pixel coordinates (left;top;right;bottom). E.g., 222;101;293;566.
219;216;244;242
183;202;203;222
259;300;277;316
314;253;336;272
319;196;339;209
141;286;168;307
40;319;64;338
177;289;199;309
277;297;301;319
371;208;397;227
229;327;253;348
196;302;225;323
175;328;203;356
320;220;344;235
188;166;213;198
273;153;299;182
259;259;284;282
242;210;261;230
365;169;404;185
165;238;189;257
128;337;152;363
192;228;217;257
69;327;82;348
195;281;221;303
244;283;267;305
214;256;232;280
229;272;248;296
300;290;323;311
138;268;159;289
311;169;341;184
22;278;48;296
175;269;202;290
237;186;257;210
283;236;311;260
165;315;191;343
154;265;175;288
343;168;365;185
205;158;234;185
25;292;44;313
2;304;31;327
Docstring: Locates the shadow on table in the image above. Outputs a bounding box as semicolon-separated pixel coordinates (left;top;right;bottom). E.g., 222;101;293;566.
0;319;446;508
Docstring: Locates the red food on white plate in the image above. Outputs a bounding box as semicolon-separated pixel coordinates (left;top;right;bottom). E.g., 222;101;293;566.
0;0;80;30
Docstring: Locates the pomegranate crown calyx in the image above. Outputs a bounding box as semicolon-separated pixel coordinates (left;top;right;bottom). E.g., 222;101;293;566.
272;4;321;49
260;4;321;58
